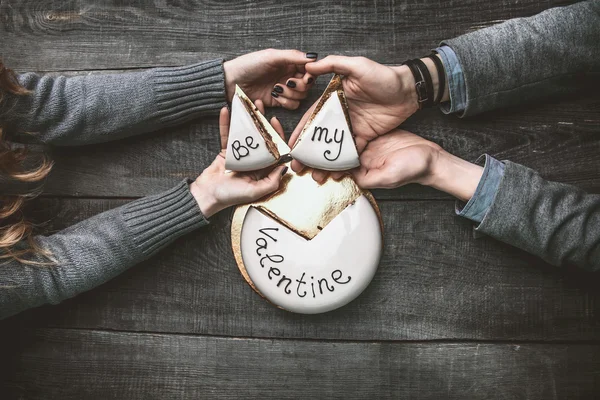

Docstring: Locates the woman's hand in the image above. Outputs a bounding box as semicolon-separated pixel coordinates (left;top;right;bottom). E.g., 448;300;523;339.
223;49;318;110
190;100;288;217
352;129;483;202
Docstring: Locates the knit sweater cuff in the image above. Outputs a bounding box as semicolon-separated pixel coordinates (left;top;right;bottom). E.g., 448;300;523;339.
150;59;227;126
122;180;209;256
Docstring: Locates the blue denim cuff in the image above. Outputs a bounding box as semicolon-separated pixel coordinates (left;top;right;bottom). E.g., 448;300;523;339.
456;155;505;224
435;45;467;114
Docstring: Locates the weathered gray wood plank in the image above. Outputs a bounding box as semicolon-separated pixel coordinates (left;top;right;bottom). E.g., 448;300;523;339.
0;0;577;72
1;328;599;399
1;0;596;397
5;197;600;341
34;89;600;200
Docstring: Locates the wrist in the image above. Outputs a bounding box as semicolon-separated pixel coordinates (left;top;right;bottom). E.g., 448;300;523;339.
394;55;450;108
420;55;450;104
423;149;484;202
190;180;221;218
391;65;420;114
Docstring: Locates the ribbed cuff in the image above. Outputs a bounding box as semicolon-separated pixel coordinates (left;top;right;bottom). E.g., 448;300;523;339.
122;180;209;256
150;59;227;126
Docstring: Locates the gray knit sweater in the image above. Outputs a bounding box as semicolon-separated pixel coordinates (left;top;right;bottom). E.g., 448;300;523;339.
1;60;227;319
442;0;600;270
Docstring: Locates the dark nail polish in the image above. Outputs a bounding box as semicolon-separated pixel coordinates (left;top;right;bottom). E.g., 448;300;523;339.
306;52;318;59
273;85;284;94
286;80;296;88
281;166;289;176
271;91;279;98
307;77;314;84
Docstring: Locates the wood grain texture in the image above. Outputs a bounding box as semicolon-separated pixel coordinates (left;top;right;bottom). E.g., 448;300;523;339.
0;0;577;72
4;197;600;341
1;328;599;399
1;0;598;397
34;86;600;200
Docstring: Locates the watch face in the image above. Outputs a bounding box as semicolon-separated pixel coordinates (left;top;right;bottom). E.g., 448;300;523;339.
290;74;360;171
231;166;383;314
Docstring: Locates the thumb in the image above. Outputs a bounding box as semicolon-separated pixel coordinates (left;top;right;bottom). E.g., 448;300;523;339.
270;116;286;141
351;166;389;189
305;55;359;76
251;165;288;198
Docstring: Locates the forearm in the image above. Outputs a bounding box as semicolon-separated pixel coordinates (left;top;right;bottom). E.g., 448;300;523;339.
0;181;208;320
2;60;227;146
425;150;483;202
392;1;600;117
421;151;600;270
476;161;600;270
442;0;600;116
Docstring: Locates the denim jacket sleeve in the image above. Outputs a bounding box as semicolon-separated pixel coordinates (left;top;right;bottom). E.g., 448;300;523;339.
433;47;505;223
440;1;600;117
455;155;505;224
435;45;467;114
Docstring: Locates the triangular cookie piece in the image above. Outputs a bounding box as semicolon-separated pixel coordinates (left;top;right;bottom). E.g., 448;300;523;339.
225;86;291;172
290;75;359;171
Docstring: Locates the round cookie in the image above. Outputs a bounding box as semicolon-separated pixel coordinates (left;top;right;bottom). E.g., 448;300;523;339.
231;167;383;314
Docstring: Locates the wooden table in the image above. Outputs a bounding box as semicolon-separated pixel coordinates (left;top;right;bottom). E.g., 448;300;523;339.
1;0;599;398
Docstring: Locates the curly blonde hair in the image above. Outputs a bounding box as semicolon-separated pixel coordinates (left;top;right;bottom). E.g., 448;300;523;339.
0;59;53;263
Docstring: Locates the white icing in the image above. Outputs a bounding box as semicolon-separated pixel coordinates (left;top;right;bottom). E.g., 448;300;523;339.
240;195;381;314
290;93;360;171
225;93;278;172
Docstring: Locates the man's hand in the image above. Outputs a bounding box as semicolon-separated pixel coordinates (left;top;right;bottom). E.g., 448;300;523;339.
288;56;420;181
351;129;441;188
289;55;449;183
223;49;318;110
352;129;483;202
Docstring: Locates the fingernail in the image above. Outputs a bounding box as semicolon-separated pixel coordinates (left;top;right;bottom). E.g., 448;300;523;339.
306;52;318;59
273;85;284;94
281;166;289;176
286;80;296;88
307;77;314;84
271;91;279;98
